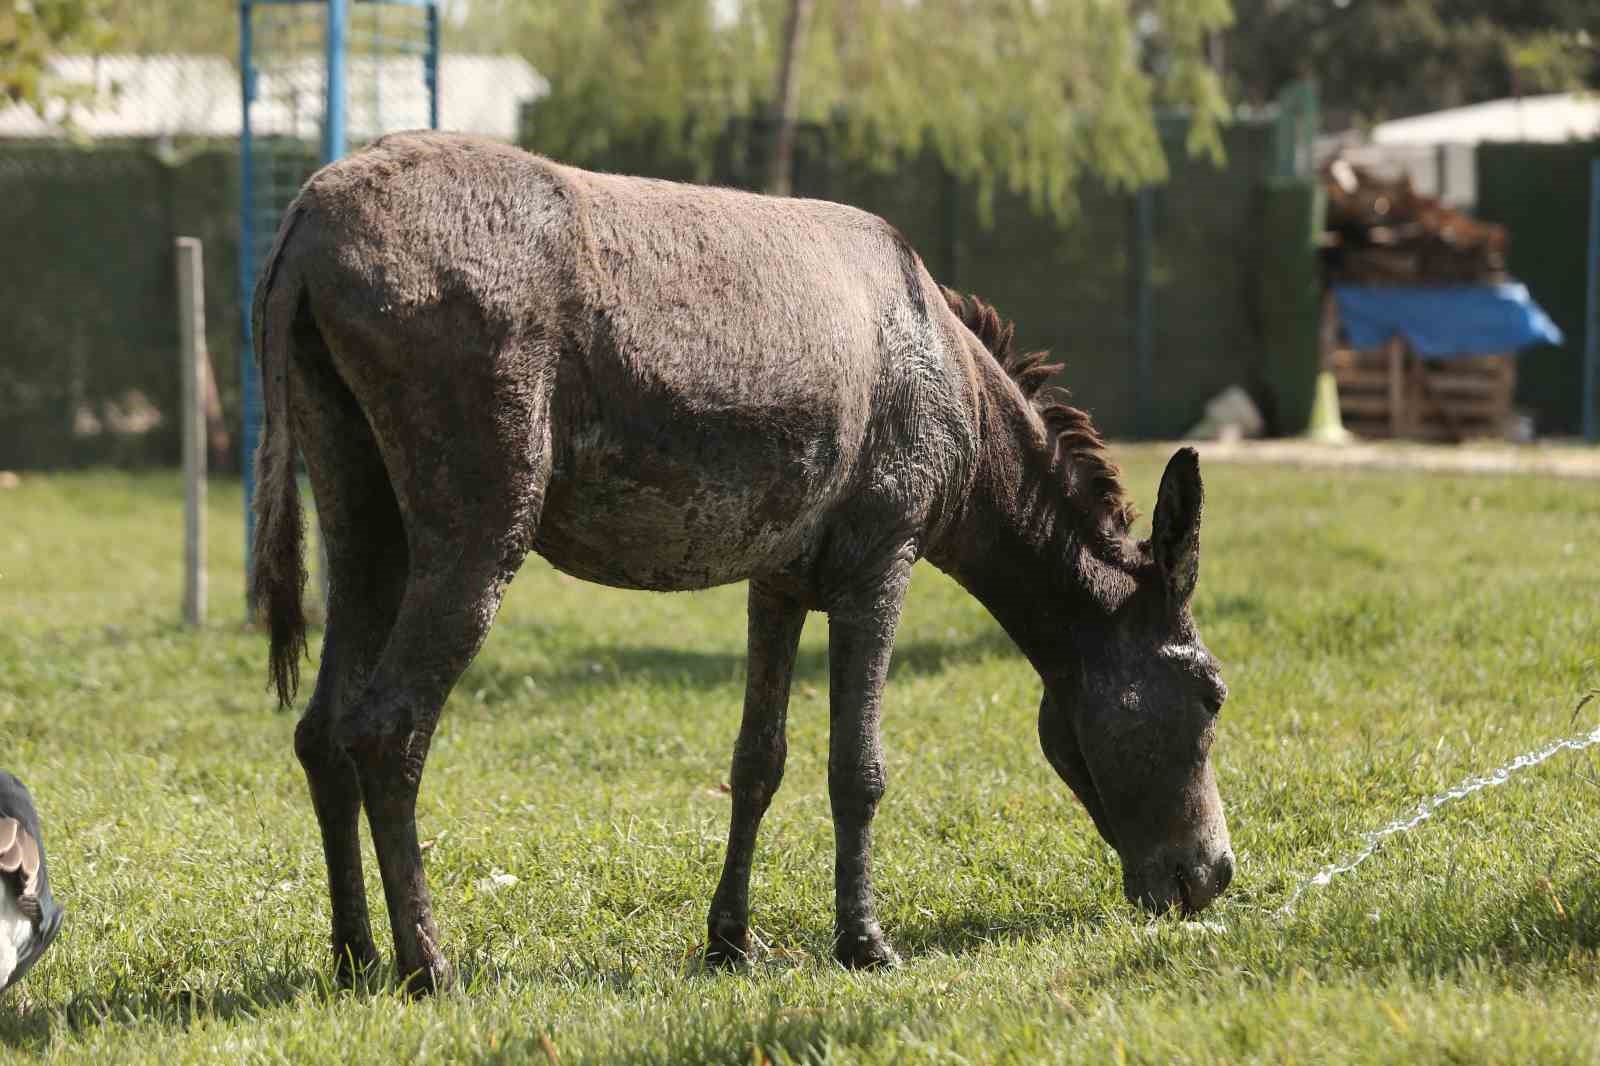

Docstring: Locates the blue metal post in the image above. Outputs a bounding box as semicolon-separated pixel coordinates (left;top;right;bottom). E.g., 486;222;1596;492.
239;0;259;600
425;1;440;130
1585;158;1599;443
323;0;348;164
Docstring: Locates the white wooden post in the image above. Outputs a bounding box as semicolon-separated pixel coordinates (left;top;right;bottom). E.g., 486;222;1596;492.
176;237;207;626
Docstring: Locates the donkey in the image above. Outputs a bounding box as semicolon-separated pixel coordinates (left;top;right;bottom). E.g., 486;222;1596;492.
252;132;1233;992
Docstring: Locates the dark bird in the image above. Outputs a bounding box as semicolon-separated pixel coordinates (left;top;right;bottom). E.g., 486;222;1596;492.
0;773;63;994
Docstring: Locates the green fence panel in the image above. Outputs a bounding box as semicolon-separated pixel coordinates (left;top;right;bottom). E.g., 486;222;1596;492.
1476;140;1600;437
0;106;1319;466
1142;121;1278;438
0;142;243;468
1259;176;1325;434
0;145;173;466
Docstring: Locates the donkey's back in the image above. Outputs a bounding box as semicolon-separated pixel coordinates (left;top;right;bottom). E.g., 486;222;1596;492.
273;132;977;595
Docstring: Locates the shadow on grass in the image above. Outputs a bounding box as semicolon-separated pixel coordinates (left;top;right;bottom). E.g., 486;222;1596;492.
445;900;1109;1002
892;902;1112;959
466;624;1019;703
445;949;916;1065
19;612;1019;715
0;966;329;1053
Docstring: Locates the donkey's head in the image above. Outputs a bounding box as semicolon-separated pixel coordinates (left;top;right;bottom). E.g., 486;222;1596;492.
1038;448;1232;915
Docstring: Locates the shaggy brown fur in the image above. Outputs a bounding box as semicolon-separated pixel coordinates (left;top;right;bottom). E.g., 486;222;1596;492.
252;132;1232;991
939;288;1136;538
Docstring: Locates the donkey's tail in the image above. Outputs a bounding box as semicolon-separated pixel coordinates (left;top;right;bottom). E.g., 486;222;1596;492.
250;200;311;707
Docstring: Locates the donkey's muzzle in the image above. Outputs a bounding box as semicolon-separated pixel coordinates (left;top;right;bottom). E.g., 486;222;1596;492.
1177;850;1233;914
1127;846;1235;915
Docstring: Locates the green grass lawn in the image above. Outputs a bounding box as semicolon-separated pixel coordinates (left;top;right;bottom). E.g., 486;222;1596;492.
0;448;1597;1063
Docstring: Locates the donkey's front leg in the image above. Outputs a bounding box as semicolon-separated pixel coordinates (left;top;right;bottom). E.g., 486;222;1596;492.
705;581;807;966
826;560;912;969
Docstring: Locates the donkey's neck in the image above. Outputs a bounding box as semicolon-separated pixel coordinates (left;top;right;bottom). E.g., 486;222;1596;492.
928;363;1131;680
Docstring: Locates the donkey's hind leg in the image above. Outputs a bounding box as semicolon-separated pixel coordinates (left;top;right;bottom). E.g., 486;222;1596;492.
290;332;408;984
341;524;534;992
333;375;548;993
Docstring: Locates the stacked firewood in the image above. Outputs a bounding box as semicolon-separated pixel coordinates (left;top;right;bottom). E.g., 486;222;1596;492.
1320;158;1508;285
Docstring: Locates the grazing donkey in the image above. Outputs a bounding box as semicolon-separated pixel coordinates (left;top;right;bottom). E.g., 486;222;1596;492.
253;132;1233;992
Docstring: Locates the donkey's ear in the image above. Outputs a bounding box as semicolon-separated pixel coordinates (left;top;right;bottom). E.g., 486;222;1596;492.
1152;447;1203;605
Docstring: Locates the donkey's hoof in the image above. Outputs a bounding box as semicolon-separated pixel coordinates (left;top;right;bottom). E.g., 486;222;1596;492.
704;923;754;969
834;928;901;970
397;956;453;997
333;941;382;989
396;923;453;996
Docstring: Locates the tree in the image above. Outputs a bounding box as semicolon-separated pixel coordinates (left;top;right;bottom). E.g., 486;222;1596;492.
457;0;1233;219
2;0;239;119
1226;0;1600;128
92;0;236;55
765;0;814;196
0;0;115;111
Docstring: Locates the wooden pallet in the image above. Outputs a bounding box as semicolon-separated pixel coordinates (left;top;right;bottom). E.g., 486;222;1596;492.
1331;339;1516;442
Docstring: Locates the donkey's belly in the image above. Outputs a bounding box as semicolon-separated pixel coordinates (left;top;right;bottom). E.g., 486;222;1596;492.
532;426;842;592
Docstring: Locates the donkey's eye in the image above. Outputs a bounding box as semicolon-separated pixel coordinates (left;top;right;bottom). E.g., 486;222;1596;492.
1200;691;1224;717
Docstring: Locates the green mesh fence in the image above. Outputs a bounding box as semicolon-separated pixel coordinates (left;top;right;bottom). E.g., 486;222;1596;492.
0;143;241;468
0;95;1320;467
1258;176;1326;434
1476;140;1600;437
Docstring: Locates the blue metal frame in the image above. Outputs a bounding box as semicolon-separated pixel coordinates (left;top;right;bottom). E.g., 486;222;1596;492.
240;0;440;603
238;0;259;568
321;0;348;165
251;0;436;4
425;2;440;130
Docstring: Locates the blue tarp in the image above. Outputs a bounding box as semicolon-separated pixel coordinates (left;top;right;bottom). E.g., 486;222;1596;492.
1332;283;1565;359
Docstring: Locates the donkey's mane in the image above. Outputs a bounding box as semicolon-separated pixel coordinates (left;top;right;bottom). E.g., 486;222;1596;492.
941;287;1136;538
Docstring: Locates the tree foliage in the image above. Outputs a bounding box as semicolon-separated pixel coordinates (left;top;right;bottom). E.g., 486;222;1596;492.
93;0;236;55
2;0;237;115
454;0;1232;219
1226;0;1600;127
7;1;1239;219
0;0;115;110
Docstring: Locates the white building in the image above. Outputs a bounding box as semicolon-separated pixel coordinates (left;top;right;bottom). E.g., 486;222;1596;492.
1320;93;1600;209
0;53;546;142
1371;93;1600;146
